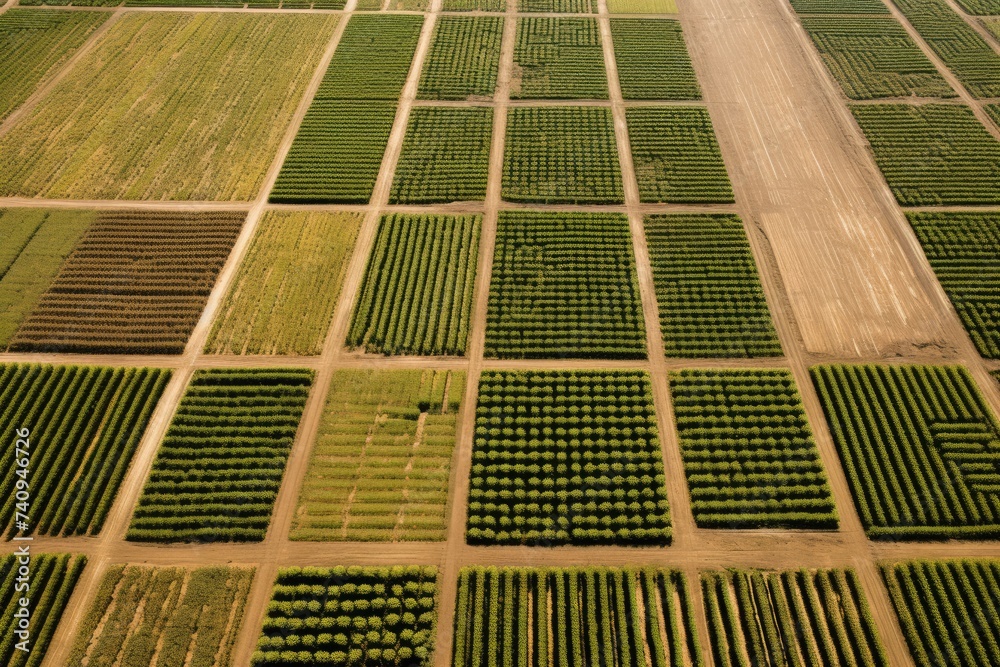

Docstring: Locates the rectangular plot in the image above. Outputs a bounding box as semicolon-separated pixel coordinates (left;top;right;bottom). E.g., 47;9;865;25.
611;19;700;100
419;16;503;100
518;0;595;10
608;0;679;11
512;17;608;99
790;0;890;11
443;0;506;8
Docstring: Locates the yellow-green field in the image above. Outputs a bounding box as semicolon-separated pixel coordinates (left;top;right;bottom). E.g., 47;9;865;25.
607;0;678;12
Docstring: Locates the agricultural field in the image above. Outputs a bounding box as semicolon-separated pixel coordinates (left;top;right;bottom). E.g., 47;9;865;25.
348;215;480;356
253;566;438;666
511;18;608;99
907;212;1000;359
703;568;889;667
610;19;700;100
467;370;672;545
442;0;505;8
389;107;493;204
518;0;596;11
485;211;646;359
670;369;838;529
626;107;735;203
68;565;253;667
0;363;171;537
0;13;338;201
851;103;1000;205
645;214;782;357
206;211;362;356
956;0;1000;11
607;0;679;11
811;364;1000;539
419;16;503;100
502;106;624;203
292;369;464;541
127;368;314;542
8;211;243;355
882;559;1000;667
790;0;890;11
452;567;702;667
0;553;86;667
800;17;955;99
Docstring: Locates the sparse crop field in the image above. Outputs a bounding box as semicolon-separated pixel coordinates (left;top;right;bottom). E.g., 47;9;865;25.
0;553;86;667
608;0;679;12
851;104;1000;205
292;369;464;541
452;567;702;667
8;211;243;354
645;214;782;357
502;106;623;203
907;212;1000;359
206;211;362;356
702;568;889;667
626;107;735;203
512;18;608;99
485;211;646;359
0;363;170;537
518;0;595;11
791;0;890;10
68;565;253;667
389;107;493;204
443;0;505;8
811;364;1000;540
610;19;700;100
882;559;1000;667
128;368;314;543
348;215;480;356
670;369;838;528
0;13;338;201
419;16;503;100
253;566;438;667
467;370;672;545
801;17;955;99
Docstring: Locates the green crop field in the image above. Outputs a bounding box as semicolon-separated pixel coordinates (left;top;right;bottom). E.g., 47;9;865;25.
610;19;700;100
670;369;838;529
128;368;314;543
348;215;480;356
390;107;493;204
253;566;438;666
485;211;646;359
467;370;672;545
502;106;623;203
292;369;464;541
812;364;1000;540
703;568;889;667
626;107;734;203
206;211;362;356
907;212;1000;359
790;0;890;12
608;0;679;12
512;17;608;99
801;17;954;99
0;553;86;667
645;214;782;357
0;364;170;538
851;104;1000;205
0;13;337;201
518;0;595;11
452;567;702;667
955;0;1000;12
443;0;505;8
419;16;503;100
883;559;1000;667
68;565;253;667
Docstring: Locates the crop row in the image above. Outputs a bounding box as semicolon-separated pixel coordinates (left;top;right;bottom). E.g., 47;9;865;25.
512;17;608;99
419;16;503;100
610;18;700;100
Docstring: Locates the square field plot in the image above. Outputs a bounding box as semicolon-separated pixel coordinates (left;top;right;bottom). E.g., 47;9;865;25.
467;370;672;546
7;211;243;355
670;369;838;529
452;568;700;667
0;13;338;201
0;364;170;538
608;0;679;12
502;107;623;204
348;215;480;356
292;370;464;541
518;0;596;11
390;107;493;204
812;364;1000;540
610;19;700;100
512;18;608;99
485;211;645;359
852;104;1000;206
419;16;503;100
69;565;253;667
128;368;314;543
626;107;734;204
645;214;781;357
253;566;438;666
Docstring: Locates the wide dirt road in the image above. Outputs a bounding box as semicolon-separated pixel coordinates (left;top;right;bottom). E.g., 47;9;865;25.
681;0;954;359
